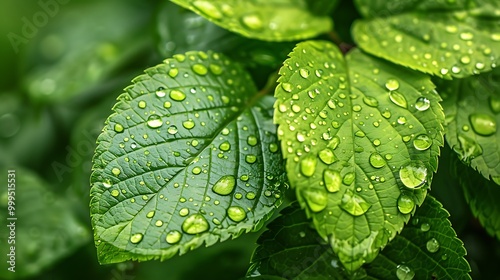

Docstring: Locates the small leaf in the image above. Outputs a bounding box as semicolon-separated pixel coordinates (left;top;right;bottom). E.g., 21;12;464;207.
453;155;500;240
247;197;471;280
90;51;286;264
274;41;444;270
170;0;333;42
352;0;500;78
440;69;500;184
0;168;90;279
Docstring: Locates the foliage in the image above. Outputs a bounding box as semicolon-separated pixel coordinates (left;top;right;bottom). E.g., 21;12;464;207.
1;0;500;279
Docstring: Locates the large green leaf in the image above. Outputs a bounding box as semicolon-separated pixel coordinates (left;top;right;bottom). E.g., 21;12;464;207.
274;41;444;270
157;1;295;70
90;51;286;264
247;197;471;280
352;0;500;78
170;0;332;42
0;168;90;279
440;69;500;184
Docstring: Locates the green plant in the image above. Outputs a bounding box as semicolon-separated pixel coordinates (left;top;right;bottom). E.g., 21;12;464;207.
1;0;500;279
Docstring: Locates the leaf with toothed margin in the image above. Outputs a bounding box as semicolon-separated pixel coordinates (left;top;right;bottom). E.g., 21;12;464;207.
170;0;333;42
352;0;500;79
439;69;500;185
274;41;444;271
90;51;286;264
246;197;471;280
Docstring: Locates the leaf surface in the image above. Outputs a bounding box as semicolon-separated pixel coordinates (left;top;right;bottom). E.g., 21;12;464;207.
170;0;332;42
90;51;286;264
247;197;471;280
440;69;500;184
352;0;500;78
274;41;444;270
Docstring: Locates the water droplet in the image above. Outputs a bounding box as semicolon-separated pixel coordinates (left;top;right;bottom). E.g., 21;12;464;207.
300;155;317;177
182;120;195;129
399;161;428;189
420;223;430;232
269;143;279;153
146;211;155;218
426;238;440;253
166;230;182;244
147;114;163;128
385;79;400;91
415;97;430;111
192;167;202;175
192;1;222;19
168;68;178;78
114;123;124;133
397;193;415;214
209;64;223;75
182;214;209;234
192;64;208;75
299;68;310;79
389;91;408;108
179;208;189;217
342;172;355;185
413;134;432;150
247;135;258;146
245;154;257;164
455;134;483;162
396;264;415;280
373;139;381;146
241;13;263;30
227;206;246;222
363;96;379;107
490;96;500;114
460;55;471;64
156;87;166;97
110;189;119;197
459;32;474;40
369;153;385;168
138;101;147;109
301;188;328;212
212;175;235;195
246;192;256;200
340;189;371;216
167;125;178;135
170;89;186;101
112;167;121;176
324;170;341;193
469;113;497;136
281;82;293;92
319;148;337;164
130;233;143;244
219;141;231;151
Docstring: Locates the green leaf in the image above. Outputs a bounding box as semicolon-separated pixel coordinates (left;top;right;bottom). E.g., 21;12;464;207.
157;1;295;69
352;0;500;78
247;197;471;280
440;69;500;184
274;41;444;270
305;0;339;16
170;0;333;42
0;168;90;279
90;51;286;264
453;156;500;239
22;0;152;103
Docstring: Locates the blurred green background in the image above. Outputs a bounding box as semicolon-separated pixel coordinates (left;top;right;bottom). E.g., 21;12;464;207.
0;0;499;279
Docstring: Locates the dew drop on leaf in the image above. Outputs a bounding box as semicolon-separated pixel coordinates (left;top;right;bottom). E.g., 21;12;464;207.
138;100;147;109
318;148;337;164
146;211;155;218
192;1;222;19
167;125;178;135
111;167;121;176
155;87;166;97
490;96;500;114
182;120;195;129
397;193;415;214
168;68;178;78
247;135;258;146
130;233;143;244
241;13;263;30
363;96;379;107
165;230;182;244
399;161;428;189
412;134;432;151
299;68;310;79
340;189;371;216
114;123;124;133
300;155;317;177
389;91;408;108
170;89;186;101
301;188;328;212
396;264;415;280
469;113;497;136
147;114;163;128
227;206;246;222
323;170;341;193
421;223;430;232
342;172;355;185
415;97;430;111
219;141;231;151
426;238;440;253
182;214;209;234
179;208;190;217
212;175;236;196
192;64;208;75
245;154;257;164
281;82;293;92
110;189;119;197
385;79;400;91
369;153;386;168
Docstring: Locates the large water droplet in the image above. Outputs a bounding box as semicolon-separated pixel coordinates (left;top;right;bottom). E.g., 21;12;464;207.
324;170;341;193
247;135;258;146
114;123;124;133
396;264;415;280
385;79;400;91
319;148;337;164
342;172;355;185
170;89;186;101
130;233;143;244
281;82;293;92
363;96;379;107
227;206;246;222
369;153;386;168
413;134;432;151
420;223;430;232
156;87;166;97
192;64;208;75
426;238;440;253
299;68;310;79
245;154;257;163
166;230;182;244
182;214;209;234
340;189;371;216
397;193;415;214
415;97;430;111
300;155;317;177
212;175;235;195
469;113;497;136
241;13;263;30
490;96;500;114
193;1;223;19
389;91;408;108
399;161;428;189
147;114;163;128
167;125;178;135
182;120;195;129
301;188;328;212
219;141;231;151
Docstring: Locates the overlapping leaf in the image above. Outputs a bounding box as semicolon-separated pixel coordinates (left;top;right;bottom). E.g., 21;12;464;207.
246;198;471;280
439;69;500;184
90;51;286;264
274;41;444;270
170;0;332;42
352;0;500;78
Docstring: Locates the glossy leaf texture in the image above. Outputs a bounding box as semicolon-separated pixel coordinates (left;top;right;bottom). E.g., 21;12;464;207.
90;51;286;264
170;0;332;42
274;41;445;270
0;168;90;279
453;156;500;239
157;1;295;70
352;0;500;78
247;197;471;280
22;0;152;103
439;69;500;185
